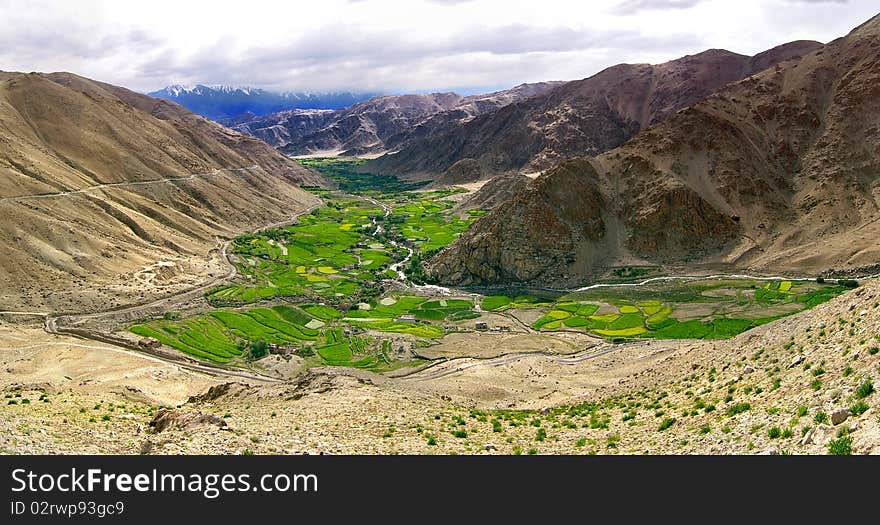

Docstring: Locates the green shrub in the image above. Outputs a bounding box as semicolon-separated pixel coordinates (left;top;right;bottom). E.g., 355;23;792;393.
426;435;437;446
658;418;676;431
727;402;751;416
247;340;269;361
827;436;852;455
849;401;869;416
814;411;828;424
768;426;781;439
535;428;547;442
451;429;467;439
855;378;874;400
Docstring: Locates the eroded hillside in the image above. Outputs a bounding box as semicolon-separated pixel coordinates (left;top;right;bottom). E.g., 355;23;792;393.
428;17;880;286
0;72;322;311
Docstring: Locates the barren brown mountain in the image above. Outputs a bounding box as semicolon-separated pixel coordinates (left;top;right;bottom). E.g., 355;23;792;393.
0;72;322;311
366;41;823;182
429;16;880;286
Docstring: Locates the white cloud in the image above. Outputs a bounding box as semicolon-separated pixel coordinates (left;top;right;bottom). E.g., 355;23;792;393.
0;0;875;94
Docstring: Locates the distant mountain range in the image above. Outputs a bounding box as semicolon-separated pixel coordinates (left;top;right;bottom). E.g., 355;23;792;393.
147;84;379;120
222;82;564;157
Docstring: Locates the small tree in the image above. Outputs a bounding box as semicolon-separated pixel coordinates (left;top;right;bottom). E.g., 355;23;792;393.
248;340;269;361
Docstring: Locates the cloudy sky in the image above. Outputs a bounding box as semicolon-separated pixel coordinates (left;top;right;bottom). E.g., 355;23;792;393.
0;0;876;94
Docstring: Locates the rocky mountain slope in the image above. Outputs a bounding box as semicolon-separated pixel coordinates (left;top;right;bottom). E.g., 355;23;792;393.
225;82;563;156
148;84;377;120
451;172;532;214
0;72;321;311
366;41;823;181
428;16;880;286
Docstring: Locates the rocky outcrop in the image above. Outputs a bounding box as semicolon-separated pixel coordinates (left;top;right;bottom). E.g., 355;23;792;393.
148;409;227;433
428;159;609;284
452;171;531;213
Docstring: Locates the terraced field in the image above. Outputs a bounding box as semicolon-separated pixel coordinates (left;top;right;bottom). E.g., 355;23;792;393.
131;295;478;368
383;189;474;254
520;279;849;340
131;305;319;364
207;197;398;305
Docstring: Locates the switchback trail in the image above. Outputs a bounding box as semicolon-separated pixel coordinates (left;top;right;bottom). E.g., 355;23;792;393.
396;340;658;382
0;165;259;203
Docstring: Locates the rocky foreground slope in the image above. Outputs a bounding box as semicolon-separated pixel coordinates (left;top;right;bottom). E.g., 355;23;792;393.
366;41;822;181
2;278;877;455
428;16;880;286
0;72;322;311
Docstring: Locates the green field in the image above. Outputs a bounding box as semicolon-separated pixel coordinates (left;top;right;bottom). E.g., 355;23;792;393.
524;279;848;340
480;295;555;311
383;191;474;254
131;295;478;367
296;158;428;194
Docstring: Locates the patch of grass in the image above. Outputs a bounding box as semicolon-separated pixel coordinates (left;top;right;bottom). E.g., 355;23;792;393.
481;295;512;311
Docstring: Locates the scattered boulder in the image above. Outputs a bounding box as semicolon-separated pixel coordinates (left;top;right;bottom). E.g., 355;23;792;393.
138;440;153;455
148;409;227;434
831;408;850;426
484;443;497;451
788;355;805;369
799;427;815;446
187;382;250;404
805;425;836;446
742;365;755;375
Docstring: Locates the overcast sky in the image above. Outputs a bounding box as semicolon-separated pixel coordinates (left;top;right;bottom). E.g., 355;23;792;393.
0;0;876;94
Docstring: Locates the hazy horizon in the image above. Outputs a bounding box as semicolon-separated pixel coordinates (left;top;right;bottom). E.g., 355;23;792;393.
1;1;878;99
